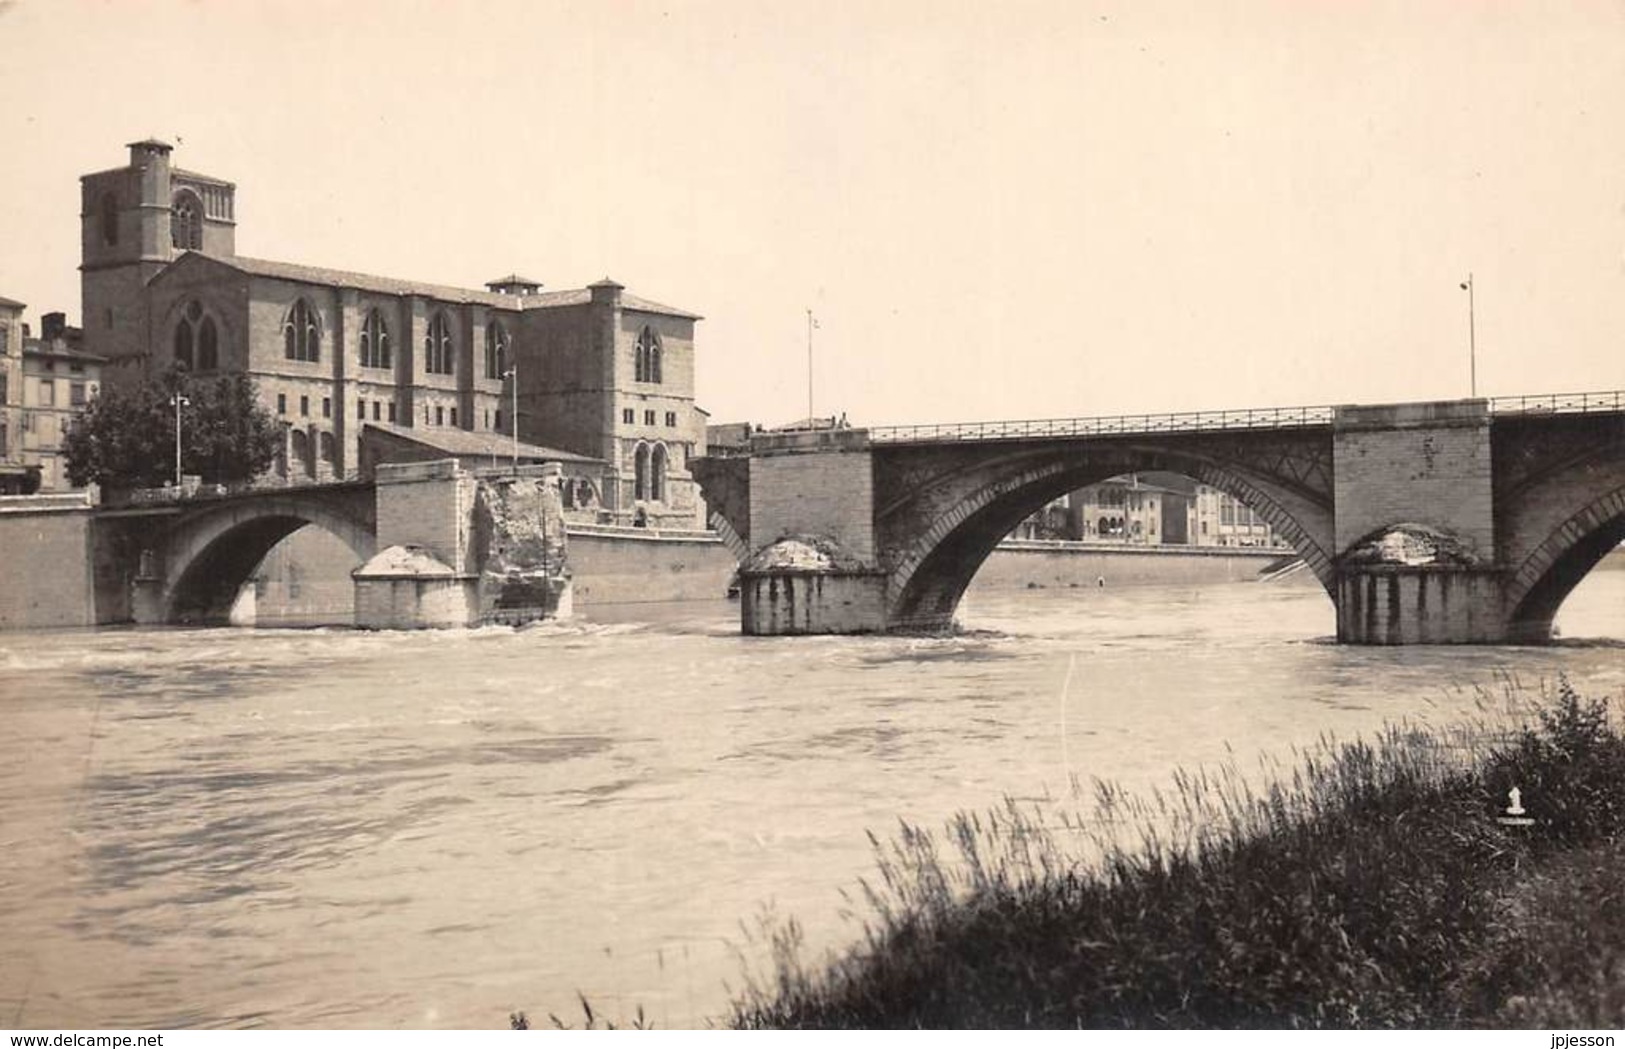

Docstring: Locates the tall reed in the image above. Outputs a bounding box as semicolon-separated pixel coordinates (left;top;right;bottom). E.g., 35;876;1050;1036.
729;681;1625;1028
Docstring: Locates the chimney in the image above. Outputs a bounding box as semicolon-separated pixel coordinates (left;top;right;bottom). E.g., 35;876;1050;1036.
127;137;173;170
588;277;623;308
485;275;543;297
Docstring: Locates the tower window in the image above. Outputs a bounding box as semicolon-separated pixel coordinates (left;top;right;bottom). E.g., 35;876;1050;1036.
277;393;287;414
435;405;444;426
665;411;677;427
283;299;321;362
99;192;119;247
322;396;331;419
425;311;454;375
644;409;656;426
171;189;203;251
622;408;634;424
484;319;510;379
359;308;391;369
635;326;662;383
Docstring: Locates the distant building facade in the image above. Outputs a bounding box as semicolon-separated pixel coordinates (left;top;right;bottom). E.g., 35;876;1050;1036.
0;296;27;492
1013;471;1293;549
0;300;104;493
78;139;706;526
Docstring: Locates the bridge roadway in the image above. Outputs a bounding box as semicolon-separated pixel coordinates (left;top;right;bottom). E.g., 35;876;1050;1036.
693;392;1625;642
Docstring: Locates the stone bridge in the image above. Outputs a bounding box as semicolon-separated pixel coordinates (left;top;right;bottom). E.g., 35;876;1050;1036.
92;459;569;627
693;394;1625;643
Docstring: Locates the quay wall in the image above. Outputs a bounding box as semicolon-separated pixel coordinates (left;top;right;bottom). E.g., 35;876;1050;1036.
0;495;97;629
974;541;1297;591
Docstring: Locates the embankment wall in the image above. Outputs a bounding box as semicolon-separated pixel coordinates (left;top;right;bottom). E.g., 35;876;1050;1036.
0;495;96;629
974;541;1295;590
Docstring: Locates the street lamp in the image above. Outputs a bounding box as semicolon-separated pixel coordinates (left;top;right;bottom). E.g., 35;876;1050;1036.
503;366;518;474
1459;273;1477;398
169;393;189;489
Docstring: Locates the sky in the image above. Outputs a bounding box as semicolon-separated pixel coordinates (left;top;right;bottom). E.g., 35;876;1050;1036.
1;0;1622;427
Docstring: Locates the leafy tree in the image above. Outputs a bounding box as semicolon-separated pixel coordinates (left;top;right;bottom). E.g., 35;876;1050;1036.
65;367;282;490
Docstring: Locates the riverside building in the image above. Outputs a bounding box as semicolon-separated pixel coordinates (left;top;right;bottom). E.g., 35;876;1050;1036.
77;139;706;527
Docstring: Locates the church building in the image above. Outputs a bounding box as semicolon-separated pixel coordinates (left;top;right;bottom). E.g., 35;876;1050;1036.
79;139;707;527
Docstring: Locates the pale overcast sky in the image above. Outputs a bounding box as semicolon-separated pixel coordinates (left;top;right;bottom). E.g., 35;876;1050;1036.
1;0;1622;426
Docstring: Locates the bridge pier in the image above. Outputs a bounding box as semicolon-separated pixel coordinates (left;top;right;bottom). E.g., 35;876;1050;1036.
354;459;571;629
1334;566;1508;644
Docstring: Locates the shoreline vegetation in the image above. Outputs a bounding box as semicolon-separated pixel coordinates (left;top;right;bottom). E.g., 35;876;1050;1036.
711;681;1625;1029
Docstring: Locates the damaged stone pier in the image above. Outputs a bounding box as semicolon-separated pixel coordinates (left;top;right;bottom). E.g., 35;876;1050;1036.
353;459;571;629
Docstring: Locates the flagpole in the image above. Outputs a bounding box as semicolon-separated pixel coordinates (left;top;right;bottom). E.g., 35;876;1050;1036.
1460;273;1476;398
806;308;814;424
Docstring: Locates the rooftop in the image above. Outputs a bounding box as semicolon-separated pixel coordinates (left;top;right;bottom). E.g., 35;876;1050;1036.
362;422;601;465
23;338;103;364
191;254;701;318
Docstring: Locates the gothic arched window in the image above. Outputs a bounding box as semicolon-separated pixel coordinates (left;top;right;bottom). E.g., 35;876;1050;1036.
484;319;509;379
635;326;662;383
633;442;651;501
650;443;668;502
425;311;454;375
283;299;320;362
172;300;220;371
290;429;312;477
359;309;391;369
172;189;203;251
198;316;219;371
173;319;194;370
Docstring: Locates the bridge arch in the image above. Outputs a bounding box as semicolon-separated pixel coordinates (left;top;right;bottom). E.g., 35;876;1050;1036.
157;492;376;624
881;443;1336;633
1504;483;1625;641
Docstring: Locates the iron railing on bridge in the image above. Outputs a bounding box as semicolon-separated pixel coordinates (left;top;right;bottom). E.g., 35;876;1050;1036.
1487;390;1625;416
864;390;1625;445
867;404;1336;445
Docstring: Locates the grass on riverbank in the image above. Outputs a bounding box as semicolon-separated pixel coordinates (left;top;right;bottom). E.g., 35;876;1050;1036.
728;682;1625;1028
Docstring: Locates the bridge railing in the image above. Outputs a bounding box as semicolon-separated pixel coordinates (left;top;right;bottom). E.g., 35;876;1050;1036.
867;404;1337;444
1488;391;1625;416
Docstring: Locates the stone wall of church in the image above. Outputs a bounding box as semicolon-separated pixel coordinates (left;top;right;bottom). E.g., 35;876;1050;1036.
521;302;604;461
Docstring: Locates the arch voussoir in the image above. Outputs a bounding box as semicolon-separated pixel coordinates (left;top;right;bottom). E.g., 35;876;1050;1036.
1504;481;1625;623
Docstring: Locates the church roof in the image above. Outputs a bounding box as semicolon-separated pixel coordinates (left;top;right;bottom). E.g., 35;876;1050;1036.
362;422;602;465
201;254;701;318
171;167;235;187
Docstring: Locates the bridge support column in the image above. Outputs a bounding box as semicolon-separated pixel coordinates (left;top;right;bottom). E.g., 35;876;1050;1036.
1332;399;1514;643
1335;566;1509;644
355;458;572;629
740;562;888;635
735;430;888;635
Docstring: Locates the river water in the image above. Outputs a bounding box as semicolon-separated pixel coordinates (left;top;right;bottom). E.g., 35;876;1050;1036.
1;570;1622;1029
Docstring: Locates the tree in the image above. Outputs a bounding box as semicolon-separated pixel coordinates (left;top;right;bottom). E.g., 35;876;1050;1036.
65;367;282;490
